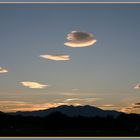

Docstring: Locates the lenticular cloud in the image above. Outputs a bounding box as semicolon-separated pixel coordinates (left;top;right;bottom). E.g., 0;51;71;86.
0;67;8;73
64;31;97;47
21;81;48;89
134;83;140;89
40;54;70;61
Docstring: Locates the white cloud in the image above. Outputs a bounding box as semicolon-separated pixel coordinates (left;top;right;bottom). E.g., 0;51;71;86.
64;98;103;102
21;81;48;89
64;98;80;102
134;83;140;89
64;31;97;47
40;54;70;61
0;67;8;73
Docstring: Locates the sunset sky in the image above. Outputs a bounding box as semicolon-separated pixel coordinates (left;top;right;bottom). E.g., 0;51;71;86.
0;3;140;113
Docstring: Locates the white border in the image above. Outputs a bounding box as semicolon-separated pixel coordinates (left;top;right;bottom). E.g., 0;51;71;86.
0;2;140;4
0;1;139;138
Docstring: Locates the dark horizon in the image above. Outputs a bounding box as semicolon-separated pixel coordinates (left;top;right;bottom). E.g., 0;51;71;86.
0;104;140;136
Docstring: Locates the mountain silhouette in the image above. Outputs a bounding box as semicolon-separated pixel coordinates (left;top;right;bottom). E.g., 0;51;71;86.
1;105;140;136
10;105;122;117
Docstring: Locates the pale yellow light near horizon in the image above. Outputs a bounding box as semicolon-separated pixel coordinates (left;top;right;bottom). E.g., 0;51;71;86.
120;107;133;114
0;100;135;114
0;101;82;112
102;104;115;107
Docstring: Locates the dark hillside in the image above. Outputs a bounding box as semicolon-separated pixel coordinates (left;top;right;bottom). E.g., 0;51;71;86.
0;105;140;136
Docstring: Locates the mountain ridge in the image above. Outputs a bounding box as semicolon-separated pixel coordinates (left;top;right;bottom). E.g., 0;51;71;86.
9;105;123;118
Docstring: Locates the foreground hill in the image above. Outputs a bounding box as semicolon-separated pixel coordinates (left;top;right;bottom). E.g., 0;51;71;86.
10;105;121;117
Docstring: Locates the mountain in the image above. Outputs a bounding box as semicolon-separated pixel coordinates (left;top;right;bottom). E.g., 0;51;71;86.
9;105;122;118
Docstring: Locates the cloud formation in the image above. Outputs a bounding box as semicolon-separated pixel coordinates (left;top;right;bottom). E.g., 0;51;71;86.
132;103;140;108
0;100;81;112
64;98;81;102
120;107;133;113
134;103;140;106
40;54;70;61
0;67;8;73
134;83;140;89
102;104;115;107
64;98;103;102
21;81;48;89
119;103;140;114
64;31;97;47
133;106;140;108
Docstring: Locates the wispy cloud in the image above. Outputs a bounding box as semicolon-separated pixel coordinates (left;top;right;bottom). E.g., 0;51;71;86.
120;107;133;113
64;31;97;47
99;104;118;111
132;103;140;108
64;98;103;102
102;104;115;107
64;98;81;102
134;83;140;89
119;103;140;114
133;106;140;108
0;100;81;112
21;81;48;89
40;54;70;61
72;88;79;91
0;101;60;112
59;92;97;96
0;67;8;73
133;102;140;106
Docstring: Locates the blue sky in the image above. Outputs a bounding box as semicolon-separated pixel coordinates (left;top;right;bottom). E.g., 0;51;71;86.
0;3;140;113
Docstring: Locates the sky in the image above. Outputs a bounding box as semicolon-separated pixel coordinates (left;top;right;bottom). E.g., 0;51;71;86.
0;3;140;113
